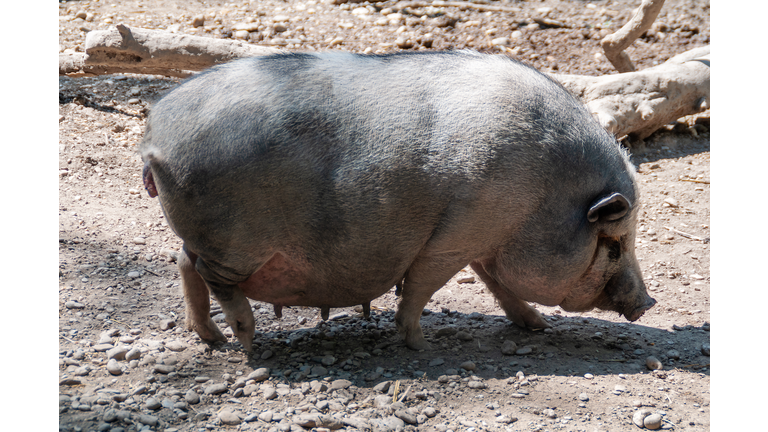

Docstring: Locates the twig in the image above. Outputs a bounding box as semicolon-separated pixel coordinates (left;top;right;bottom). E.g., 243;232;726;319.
679;178;710;184
663;226;710;243
392;380;400;403
394;1;522;13
600;0;666;72
143;268;161;277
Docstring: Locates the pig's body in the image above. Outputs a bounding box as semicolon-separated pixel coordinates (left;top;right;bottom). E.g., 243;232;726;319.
140;51;655;351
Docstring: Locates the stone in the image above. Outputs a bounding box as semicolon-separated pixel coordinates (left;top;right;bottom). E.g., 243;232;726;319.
107;346;130;360
646;356;663;370
136;414;158;426
144;397;161;410
501;340;518;355
204;382;228;395
460;361;476;371
183;389;199;404
644;413;663;429
578;392;589;401
633;409;653;427
219;410;242;425
331;379;352;390
191;15;205;27
247;367;270;381
106;359;122;375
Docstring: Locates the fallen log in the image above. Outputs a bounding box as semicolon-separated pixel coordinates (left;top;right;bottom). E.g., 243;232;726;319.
60;24;280;77
552;45;709;141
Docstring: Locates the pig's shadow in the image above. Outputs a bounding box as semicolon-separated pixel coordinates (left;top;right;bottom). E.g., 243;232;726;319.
207;309;710;387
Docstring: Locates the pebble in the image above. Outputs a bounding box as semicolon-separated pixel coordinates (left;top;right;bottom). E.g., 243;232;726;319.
185;390;200;404
515;346;533;355
219;409;242;425
646;356;663;370
395;408;419;424
633;409;653;427
644;413;663;429
455;331;473;341
160;319;176;331
501;340;518;355
65;301;85;309
332;379;352;390
136;414;158;426
436;327;458;337
422;407;437;418
93;343;114;352
127;271;140;279
204;382;228;395
144;397;161;410
107;346;129;360
429;358;445;367
491;37;510;47
106;359;122;375
153;364;175;374
614;384;627;395
166;340;187;352
133;237;146;245
701;343;710;356
460;361;476;371
578;392;589;401
247;368;270;382
125;347;142;361
191;15;205;27
543;408;556;419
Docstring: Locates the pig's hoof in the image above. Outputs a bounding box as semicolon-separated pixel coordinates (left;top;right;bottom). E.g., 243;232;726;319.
187;317;227;344
404;333;432;351
507;307;551;330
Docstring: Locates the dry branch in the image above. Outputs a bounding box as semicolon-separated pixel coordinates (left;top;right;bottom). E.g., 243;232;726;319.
601;0;666;73
551;45;709;140
60;24;280;77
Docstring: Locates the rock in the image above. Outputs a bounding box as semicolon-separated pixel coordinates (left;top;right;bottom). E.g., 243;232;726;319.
501;340;518;355
646;356;663;370
133;237;146;245
185;390;200;404
159;319;176;331
166;340;187;352
65;300;85;309
331;379;352;390
106;359;122;375
491;37;510;47
373;395;391;409
394;408;418;425
395;37;413;49
204;382;228;395
125;347;142;361
260;350;274;360
263;387;277;400
93;343;114;352
422;407;437;418
153;364;175;374
258;410;273;422
456;331;473;341
614;384;628;394
219;410;242;425
543;408;556;419
460;361;476;371
644;413;663;429
701;343;710;356
468;380;487;389
107;346;130;360
436;327;458;337
515;346;534;355
136;414;158;426
633;409;652;427
248;367;270;382
373;381;391;393
144;397;161;410
191;15;205;27
578;392;589;401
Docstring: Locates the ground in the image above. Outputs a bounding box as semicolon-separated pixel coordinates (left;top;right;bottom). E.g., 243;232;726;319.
57;1;710;431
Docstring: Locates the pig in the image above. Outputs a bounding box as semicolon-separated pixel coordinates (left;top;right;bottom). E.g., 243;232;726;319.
139;51;655;351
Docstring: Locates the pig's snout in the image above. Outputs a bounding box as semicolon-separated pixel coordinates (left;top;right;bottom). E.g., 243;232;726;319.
624;295;656;322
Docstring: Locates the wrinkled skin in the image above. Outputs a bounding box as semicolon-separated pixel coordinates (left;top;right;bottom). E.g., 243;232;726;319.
139;51;655;351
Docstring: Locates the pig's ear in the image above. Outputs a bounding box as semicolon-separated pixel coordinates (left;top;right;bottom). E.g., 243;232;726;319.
587;193;630;223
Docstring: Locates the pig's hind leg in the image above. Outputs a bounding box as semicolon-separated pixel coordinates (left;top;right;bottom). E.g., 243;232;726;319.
470;260;551;330
178;246;227;344
185;250;256;352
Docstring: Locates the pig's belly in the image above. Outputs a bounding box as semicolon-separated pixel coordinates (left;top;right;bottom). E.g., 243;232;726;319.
236;251;394;308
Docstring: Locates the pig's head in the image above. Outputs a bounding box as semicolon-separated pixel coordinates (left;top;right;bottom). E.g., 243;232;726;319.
488;148;656;324
555;192;656;321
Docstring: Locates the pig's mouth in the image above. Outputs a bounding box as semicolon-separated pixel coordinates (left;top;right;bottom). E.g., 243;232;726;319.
622;297;657;322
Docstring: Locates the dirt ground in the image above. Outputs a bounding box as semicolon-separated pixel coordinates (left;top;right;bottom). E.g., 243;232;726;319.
57;1;711;431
